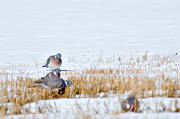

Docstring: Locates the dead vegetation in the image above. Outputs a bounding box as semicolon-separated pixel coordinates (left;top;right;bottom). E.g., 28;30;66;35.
0;53;179;115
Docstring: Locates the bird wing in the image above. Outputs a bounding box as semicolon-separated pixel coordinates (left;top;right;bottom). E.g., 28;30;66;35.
32;83;49;89
46;78;65;89
40;72;50;79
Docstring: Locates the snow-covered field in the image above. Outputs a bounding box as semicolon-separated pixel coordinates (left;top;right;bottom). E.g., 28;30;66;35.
3;98;180;119
0;0;180;118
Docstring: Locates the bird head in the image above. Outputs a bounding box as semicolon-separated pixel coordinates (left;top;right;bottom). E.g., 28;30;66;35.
55;53;62;58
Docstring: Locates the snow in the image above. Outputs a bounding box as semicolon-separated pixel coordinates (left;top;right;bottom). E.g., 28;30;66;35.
19;97;180;114
3;112;180;119
3;97;180;119
0;0;180;118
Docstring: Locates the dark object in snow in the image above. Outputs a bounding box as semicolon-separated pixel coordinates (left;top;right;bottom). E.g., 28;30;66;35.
42;53;62;68
121;96;140;112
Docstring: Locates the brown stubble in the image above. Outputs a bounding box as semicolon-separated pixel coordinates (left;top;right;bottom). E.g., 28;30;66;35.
0;53;180;115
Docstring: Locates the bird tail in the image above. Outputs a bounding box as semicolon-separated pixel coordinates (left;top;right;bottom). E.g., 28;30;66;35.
65;80;73;86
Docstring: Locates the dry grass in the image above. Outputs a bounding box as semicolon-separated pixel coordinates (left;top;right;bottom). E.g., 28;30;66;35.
0;53;180;115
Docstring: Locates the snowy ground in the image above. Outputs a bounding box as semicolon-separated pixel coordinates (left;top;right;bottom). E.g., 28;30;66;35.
0;0;180;118
4;112;180;119
20;97;180;113
2;97;180;119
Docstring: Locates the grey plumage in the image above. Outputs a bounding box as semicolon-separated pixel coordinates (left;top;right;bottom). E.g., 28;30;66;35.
40;68;69;80
64;80;73;86
34;77;72;94
42;53;62;68
43;78;66;89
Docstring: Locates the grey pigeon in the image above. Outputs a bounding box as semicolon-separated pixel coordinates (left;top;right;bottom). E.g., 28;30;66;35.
42;53;62;68
34;77;72;94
